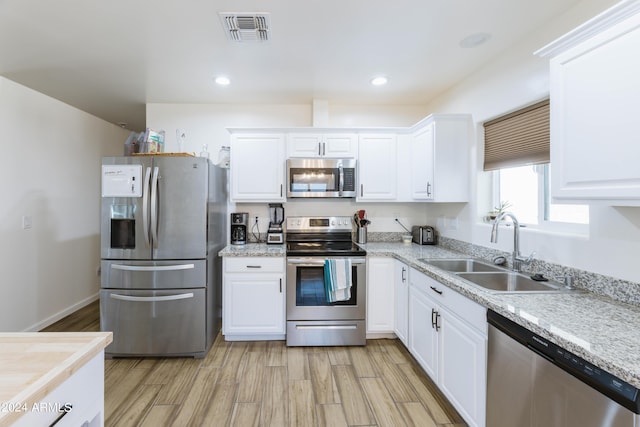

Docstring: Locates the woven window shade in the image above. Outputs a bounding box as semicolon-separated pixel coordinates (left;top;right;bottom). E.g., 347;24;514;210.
483;99;550;171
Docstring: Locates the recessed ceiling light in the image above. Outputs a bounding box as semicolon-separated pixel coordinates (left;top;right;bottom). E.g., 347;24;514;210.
459;32;491;48
370;76;388;86
214;76;231;85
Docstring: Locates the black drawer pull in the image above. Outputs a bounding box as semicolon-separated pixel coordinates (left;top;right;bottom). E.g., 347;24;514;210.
430;286;443;295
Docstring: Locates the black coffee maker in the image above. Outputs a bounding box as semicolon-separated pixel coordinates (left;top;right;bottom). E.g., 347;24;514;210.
230;212;248;245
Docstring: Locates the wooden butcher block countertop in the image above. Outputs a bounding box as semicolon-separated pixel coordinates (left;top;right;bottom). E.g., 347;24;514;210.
0;332;112;426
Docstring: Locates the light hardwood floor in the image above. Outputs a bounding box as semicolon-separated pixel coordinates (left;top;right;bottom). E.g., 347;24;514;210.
43;301;466;427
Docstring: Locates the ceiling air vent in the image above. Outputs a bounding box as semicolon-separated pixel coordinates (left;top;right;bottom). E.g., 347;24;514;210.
219;12;271;42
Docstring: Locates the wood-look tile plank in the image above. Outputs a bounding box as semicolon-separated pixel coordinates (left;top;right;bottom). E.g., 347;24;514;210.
328;347;351;365
370;351;419;402
287;346;309;380
316;403;349;427
145;358;200;405
308;353;341;404
288;380;317;427
230;402;261;427
169;367;219;426
201;332;231;368
217;341;248;384
360;377;408;427
106;384;161;427
397;401;438;427
104;367;151;422
378;338;412;364
332;365;376;425
138;404;177;427
266;340;287;366
237;351;266;402
199;382;239;426
397;363;464;425
349;346;378;378
261;366;288;426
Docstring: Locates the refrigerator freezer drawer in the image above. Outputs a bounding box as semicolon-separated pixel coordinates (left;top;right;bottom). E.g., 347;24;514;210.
100;288;206;357
101;260;206;289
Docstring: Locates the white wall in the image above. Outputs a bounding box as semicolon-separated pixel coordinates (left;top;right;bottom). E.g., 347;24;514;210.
422;0;640;283
0;77;128;331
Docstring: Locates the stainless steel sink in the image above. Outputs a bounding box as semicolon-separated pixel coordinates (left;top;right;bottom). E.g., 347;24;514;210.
419;258;503;273
457;272;571;293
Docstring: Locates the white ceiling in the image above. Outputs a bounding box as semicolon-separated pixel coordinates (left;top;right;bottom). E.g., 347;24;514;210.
0;0;584;131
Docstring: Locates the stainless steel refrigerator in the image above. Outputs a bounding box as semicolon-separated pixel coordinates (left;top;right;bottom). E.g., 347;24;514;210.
100;156;227;358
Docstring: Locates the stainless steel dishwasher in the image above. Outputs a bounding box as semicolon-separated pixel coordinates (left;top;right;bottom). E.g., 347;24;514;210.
487;310;640;427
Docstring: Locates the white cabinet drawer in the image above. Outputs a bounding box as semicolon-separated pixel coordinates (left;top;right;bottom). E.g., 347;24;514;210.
224;257;284;273
410;267;486;335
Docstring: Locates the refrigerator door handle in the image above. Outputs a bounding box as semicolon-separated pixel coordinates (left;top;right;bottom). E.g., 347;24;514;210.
142;166;152;247
111;263;195;272
150;166;160;247
110;293;195;302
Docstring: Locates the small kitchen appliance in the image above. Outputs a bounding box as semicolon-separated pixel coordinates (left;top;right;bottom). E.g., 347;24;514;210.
412;225;437;245
230;212;248;245
267;203;284;244
286;158;356;198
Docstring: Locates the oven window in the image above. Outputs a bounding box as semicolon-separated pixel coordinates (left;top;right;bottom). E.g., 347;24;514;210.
290;168;338;192
295;266;357;306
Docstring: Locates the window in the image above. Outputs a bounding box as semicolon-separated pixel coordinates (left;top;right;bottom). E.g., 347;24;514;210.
484;99;588;231
494;164;589;228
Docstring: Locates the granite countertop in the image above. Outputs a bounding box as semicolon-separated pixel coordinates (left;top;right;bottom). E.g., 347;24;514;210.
219;242;640;388
0;332;112;426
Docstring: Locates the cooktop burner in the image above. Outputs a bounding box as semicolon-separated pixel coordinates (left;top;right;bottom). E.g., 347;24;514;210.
285;216;366;257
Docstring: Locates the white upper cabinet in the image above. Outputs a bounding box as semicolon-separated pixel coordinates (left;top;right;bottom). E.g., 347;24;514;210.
287;133;358;158
357;133;397;200
230;133;285;202
537;1;640;205
398;114;471;202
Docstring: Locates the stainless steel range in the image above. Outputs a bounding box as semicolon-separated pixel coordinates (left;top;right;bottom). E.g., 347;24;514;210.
286;216;367;346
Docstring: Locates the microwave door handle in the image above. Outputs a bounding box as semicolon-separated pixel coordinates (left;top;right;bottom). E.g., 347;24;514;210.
142;166;152;247
150;166;159;247
339;165;344;196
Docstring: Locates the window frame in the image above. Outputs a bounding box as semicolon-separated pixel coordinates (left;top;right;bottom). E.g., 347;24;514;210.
491;164;589;235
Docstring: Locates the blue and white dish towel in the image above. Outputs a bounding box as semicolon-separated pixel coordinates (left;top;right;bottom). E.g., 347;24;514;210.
324;259;352;302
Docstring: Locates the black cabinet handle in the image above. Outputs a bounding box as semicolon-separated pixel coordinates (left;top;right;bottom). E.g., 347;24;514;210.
431;308;437;328
430;286;443;295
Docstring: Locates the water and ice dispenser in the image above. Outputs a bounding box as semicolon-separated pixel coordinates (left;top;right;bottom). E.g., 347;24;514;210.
102;164;142;250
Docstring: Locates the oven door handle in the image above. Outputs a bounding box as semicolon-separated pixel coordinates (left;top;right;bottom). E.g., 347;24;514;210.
287;258;366;266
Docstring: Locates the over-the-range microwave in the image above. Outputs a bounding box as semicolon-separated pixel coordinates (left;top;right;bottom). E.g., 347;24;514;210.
286;158;356;198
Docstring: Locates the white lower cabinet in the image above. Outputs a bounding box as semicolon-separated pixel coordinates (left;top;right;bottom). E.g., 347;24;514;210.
394;260;409;345
408;267;487;427
366;257;396;335
223;257;285;340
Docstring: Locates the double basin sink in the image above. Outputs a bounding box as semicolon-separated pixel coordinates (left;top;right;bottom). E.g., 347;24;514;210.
419;258;577;294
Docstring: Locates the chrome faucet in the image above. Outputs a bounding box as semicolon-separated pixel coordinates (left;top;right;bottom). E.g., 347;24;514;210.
490;211;534;272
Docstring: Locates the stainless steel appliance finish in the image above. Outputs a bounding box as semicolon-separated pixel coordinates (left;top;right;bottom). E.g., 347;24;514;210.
230;212;248;245
286;158;356;198
412;225;437;245
487;310;640;427
100;156;227;358
286;216;366;346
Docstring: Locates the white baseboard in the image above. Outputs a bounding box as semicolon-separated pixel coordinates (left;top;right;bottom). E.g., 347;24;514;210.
25;293;99;332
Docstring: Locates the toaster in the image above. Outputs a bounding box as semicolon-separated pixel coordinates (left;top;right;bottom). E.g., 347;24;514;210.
412;226;437;245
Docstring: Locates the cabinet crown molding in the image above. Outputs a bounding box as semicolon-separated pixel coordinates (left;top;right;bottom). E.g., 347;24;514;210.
535;0;640;58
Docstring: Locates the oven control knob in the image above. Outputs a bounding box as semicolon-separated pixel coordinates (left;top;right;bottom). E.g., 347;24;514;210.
331;220;335;226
